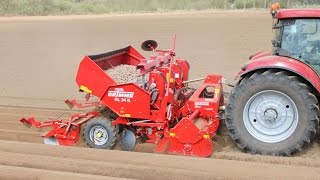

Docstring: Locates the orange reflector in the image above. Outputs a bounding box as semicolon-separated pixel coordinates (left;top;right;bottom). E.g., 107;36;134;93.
270;3;280;15
203;134;210;139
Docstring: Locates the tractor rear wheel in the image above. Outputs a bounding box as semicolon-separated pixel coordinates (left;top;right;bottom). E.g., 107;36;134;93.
82;117;117;149
226;69;319;156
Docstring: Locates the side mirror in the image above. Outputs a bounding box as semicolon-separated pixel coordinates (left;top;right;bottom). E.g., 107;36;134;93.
141;40;158;51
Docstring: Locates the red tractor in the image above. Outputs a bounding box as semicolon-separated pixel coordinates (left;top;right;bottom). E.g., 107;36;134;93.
225;6;320;156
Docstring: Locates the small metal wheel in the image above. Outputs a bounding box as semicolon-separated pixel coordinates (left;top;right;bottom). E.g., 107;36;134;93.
89;125;109;145
119;129;136;151
82;117;117;149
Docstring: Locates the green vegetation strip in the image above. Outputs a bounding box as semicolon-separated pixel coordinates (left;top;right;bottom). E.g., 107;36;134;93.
0;0;320;16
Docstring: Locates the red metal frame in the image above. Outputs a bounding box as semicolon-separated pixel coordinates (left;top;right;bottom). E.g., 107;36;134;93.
20;111;99;146
20;98;100;146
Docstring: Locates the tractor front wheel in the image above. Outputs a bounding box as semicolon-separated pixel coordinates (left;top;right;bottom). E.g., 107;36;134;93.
82;117;117;149
226;70;319;156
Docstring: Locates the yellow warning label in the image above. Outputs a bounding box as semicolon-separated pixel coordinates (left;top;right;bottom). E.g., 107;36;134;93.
80;85;92;94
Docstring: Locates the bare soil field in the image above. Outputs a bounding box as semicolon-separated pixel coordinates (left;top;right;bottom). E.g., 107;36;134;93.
0;11;320;179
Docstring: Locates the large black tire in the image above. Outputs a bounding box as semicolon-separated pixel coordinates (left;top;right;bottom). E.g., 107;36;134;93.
225;69;319;156
82;117;117;149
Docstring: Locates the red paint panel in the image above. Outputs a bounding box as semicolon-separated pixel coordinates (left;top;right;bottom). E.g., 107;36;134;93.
276;9;320;19
76;56;116;98
101;83;150;119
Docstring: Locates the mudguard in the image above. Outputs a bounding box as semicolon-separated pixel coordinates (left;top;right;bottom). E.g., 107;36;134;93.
239;55;320;94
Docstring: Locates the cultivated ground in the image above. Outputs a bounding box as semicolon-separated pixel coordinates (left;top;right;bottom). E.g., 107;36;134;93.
0;11;320;179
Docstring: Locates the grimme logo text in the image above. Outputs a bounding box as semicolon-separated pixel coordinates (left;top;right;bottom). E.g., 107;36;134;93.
108;91;134;98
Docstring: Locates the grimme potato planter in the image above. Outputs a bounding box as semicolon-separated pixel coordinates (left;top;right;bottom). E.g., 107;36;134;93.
21;35;224;157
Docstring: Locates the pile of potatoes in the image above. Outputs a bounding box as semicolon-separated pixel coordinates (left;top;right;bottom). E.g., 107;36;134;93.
105;64;148;86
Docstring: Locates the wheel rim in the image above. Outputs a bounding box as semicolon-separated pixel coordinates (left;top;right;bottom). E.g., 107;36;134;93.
89;125;109;145
243;90;299;143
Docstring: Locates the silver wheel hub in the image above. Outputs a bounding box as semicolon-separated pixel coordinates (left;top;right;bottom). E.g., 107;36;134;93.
264;109;278;122
89;126;109;145
243;90;298;143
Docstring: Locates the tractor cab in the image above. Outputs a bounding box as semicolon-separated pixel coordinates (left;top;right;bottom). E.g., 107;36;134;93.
271;8;320;74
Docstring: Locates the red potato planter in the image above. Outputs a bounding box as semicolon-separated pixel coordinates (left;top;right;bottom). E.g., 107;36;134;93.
21;35;223;157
